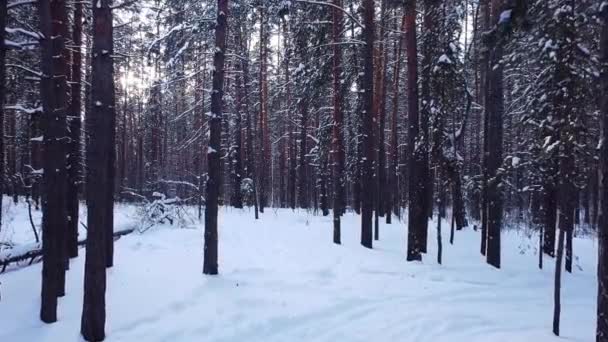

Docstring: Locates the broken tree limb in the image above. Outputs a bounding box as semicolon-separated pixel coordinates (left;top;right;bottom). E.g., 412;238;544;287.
0;227;135;273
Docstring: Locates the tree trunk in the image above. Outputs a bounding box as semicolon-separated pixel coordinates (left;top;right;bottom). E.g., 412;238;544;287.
258;3;269;212
597;4;608;341
298;100;308;209
406;0;423;261
203;0;228;275
553;228;565;336
0;0;5;233
389;14;406;222
67;0;84;260
81;0;114;339
479;0;490;257
360;0;374;249
543;182;557;256
332;0;345;244
485;0;504;269
39;0;70;322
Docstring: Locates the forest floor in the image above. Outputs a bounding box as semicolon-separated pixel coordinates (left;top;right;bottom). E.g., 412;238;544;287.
0;201;598;341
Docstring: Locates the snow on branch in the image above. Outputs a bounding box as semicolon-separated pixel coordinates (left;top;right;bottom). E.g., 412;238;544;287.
7;0;36;9
6;63;42;77
6;27;44;40
293;0;363;29
4;105;43;114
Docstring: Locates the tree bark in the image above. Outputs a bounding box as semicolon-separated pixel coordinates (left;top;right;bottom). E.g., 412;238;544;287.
203;0;228;275
67;0;84;260
406;0;423;261
597;5;608;340
0;0;6;234
485;0;504;269
39;0;70;322
360;0;375;249
81;0;114;339
332;0;345;244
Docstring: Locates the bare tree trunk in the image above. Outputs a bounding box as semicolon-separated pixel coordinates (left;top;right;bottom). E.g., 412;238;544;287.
485;0;504;269
389;14;406;223
597;5;608;340
298;100;308;209
0;0;6;233
332;0;345;244
39;0;70;322
406;0;423;261
203;0;228;275
553;228;565;336
258;3;269;212
67;0;84;260
360;0;375;249
81;0;114;339
479;0;489;257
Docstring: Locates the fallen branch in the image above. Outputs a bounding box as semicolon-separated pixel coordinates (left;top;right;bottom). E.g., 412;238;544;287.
0;228;135;273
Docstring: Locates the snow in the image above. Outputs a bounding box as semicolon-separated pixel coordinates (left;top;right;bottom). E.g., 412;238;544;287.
0;198;138;262
499;10;512;24
0;206;597;341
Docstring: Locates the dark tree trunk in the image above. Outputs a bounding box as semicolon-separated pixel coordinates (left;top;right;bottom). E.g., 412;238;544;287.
360;0;375;249
39;0;70;322
389;14;406;222
485;0;504;269
0;0;5;232
232;70;244;209
298;100;308;209
553;228;565;336
479;0;490;257
406;0;423;261
68;0;84;260
543;182;557;256
420;0;439;251
203;0;228;275
332;0;345;244
597;5;608;341
81;0;114;339
258;3;269;212
240;32;259;219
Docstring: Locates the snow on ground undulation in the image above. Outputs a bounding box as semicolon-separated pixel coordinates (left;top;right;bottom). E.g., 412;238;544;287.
0;206;597;341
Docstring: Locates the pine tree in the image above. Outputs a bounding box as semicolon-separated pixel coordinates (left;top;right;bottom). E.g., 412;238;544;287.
39;0;70;323
597;3;608;340
406;0;423;261
204;0;229;276
81;0;115;339
360;0;375;249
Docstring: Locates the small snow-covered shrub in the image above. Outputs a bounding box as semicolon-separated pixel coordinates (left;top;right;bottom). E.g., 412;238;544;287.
137;192;195;232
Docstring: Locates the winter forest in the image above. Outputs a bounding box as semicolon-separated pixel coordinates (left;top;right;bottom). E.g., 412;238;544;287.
0;0;607;340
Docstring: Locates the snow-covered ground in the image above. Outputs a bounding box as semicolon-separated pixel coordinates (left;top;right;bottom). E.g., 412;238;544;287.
0;205;597;341
0;197;138;265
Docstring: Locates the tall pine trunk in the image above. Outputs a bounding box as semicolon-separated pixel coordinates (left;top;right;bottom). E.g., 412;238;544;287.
332;0;345;244
597;4;608;340
406;0;423;261
67;0;84;259
360;0;375;249
0;0;5;233
203;0;228;275
39;0;70;322
81;0;114;339
485;0;504;269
